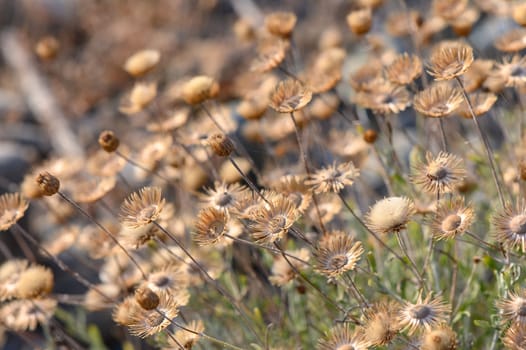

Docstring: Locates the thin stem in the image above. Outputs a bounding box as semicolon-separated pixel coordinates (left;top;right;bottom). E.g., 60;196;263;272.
455;77;506;207
57;191;148;280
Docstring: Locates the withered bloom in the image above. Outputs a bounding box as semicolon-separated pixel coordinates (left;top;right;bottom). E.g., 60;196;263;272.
119;187;165;229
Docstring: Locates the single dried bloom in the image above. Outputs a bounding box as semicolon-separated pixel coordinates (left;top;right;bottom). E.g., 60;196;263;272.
398;294;451;335
250;196;300;244
98;130;120;153
127;293;179;338
306;161;360;194
181;76;219;105
503;324;526;350
495;29;526;53
457;92;497;118
427;42;473;80
0;259;29;301
317;324;370;350
135;286;160;310
431;198;474;240
353;80;412;114
493;201;526;252
365;197;416;235
120;187;165;229
314;231;364;279
269;248;310;286
264;11;297;38
411;152;466;195
497;290;526;326
16;265;54;299
413;83;463;118
0;298;57;331
36;172;60;196
363;300;401;346
433;0;467;20
123;49;160;77
208;133;235;157
269;79;312;113
193;207;229;246
200;181;248;212
420;324;458;350
346;8;372;36
385;53;423;85
0;193;29;231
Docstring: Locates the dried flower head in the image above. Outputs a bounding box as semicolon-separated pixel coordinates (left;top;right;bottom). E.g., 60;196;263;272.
208;133;235;157
317;324;370;350
427;42;473;80
0;259;29;301
264;11;297;38
36;172;60;196
431;198;474;240
398;294;451;335
385;53;423;85
346;8;372;36
120;187;165;229
0;193;29;231
123;49;160;77
16;265;54;299
413;83;463;118
135;286;160;310
363;300;401;346
493;201;526;252
200;181;248;212
127;293;179;338
411;152;466;195
420;324;458;350
496;290;526;326
250;196;300;244
366;196;416;235
433;0;468;20
306;161;360;194
98;130;120;153
314;231;364;279
0;298;57;331
502;324;526;350
193;207;229;246
269;248;310;286
182;76;219;105
269;79;312;113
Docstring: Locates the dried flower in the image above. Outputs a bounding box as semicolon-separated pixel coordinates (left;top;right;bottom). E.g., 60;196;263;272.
496;290;526;325
365;197;416;235
362;300;401;346
314;231;364;279
182;76;219;105
427;42;474;80
413;83;463;118
493;201;526;252
420;324;458;350
264;11;297;38
0;193;29;231
385;53;423;85
317;324;370;350
431;198;474;240
193;207;229;246
36;172;60;196
306;161;359;194
411;152;466;195
397;294;451;335
123;49;160;77
250;196;300;244
120;187;165;229
269;79;312;113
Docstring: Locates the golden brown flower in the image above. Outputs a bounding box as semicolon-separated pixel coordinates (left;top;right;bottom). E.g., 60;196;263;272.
123;49;160;77
0;298;57;331
365;197;416;235
493;201;526;252
503;324;526;350
431;198;474;240
264;11;297;38
397;294;451;335
181;76;219;105
346;8;372;36
119;187;165;229
317;324;370;350
306;161;360;194
420;324;458;350
411;152;466;195
413;83;463;118
314;230;364;279
0;193;29;231
269;79;312;113
385;53;423;85
496;290;526;325
250;196;300;244
362;300;400;346
193;207;229;246
269;248;310;286
495;28;526;52
427;42;473;80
